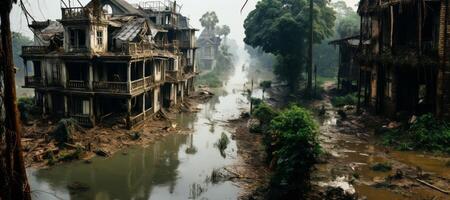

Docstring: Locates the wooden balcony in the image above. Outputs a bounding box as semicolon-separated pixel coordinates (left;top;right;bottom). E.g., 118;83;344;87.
123;42;152;55
93;81;128;93
24;76;43;87
166;70;182;82
67;80;88;89
131;78;145;91
61;7;88;20
22;46;49;55
70;114;93;127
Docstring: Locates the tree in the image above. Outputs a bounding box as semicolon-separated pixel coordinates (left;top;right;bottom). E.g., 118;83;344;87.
199;11;219;30
0;0;31;199
12;32;32;80
244;0;335;91
216;25;230;38
260;80;272;99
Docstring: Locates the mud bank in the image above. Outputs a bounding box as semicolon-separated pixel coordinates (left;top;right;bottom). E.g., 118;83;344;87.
21;89;213;168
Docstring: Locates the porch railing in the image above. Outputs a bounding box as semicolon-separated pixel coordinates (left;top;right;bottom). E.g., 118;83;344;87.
70;114;93;127
145;108;153;117
22;46;48;54
24;76;43;87
124;42;152;55
144;76;155;87
131;78;145;91
130;112;145;127
61;7;88;20
93;81;128;93
67;80;88;89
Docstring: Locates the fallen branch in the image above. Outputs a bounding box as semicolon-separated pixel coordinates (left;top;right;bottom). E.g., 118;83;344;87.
416;178;450;195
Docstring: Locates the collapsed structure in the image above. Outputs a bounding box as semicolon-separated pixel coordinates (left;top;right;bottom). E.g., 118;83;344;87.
21;0;198;128
334;0;449;118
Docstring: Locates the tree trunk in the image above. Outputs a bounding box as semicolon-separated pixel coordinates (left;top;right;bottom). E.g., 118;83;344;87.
0;1;32;199
306;0;313;97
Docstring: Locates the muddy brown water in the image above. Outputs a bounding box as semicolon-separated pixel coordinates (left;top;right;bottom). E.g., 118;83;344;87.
27;61;264;200
317;104;450;200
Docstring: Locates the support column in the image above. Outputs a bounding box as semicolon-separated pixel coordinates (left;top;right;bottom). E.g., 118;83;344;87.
64;95;68;117
88;62;93;90
126;98;132;129
142;94;146;119
127;62;132;92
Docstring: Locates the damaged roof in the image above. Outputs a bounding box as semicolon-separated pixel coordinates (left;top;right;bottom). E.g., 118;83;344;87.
86;0;146;16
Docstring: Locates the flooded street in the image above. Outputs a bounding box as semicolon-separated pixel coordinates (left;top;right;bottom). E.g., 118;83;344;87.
315;91;450;200
27;59;259;200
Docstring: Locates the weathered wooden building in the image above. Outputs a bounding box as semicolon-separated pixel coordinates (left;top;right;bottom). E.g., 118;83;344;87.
197;27;221;70
329;35;364;92
357;0;449;118
21;0;198;128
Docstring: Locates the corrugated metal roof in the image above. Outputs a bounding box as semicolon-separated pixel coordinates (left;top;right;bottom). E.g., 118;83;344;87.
114;18;146;41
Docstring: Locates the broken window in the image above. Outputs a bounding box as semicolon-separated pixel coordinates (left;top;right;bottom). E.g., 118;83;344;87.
69;28;86;48
97;30;103;46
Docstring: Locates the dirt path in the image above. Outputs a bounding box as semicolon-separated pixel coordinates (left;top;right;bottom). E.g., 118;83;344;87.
310;83;450;200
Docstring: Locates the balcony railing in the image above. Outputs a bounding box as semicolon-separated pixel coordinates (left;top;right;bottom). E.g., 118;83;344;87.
70;114;93;127
67;80;88;89
144;76;155;87
93;81;128;93
123;42;152;55
24;76;43;87
131;78;145;91
166;70;182;81
61;7;88;20
22;46;48;55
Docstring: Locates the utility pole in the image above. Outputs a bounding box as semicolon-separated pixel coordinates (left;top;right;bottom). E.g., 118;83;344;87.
307;0;313;98
0;0;31;199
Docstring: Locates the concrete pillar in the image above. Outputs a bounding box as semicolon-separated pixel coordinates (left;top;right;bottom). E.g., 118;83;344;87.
142;94;146;118
127;62;132;92
126;98;132;129
88;62;93;89
64;95;68;116
61;62;67;88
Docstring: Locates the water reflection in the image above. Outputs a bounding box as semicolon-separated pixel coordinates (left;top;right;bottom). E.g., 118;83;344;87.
28;58;250;199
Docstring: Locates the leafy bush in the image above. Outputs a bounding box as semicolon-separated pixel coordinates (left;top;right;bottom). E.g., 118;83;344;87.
331;93;358;107
215;132;230;158
267;105;321;197
253;103;278;124
195;72;222;88
382;114;450;153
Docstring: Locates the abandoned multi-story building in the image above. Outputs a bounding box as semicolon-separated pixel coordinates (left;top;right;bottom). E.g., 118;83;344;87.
356;0;449;118
21;0;197;128
197;27;221;70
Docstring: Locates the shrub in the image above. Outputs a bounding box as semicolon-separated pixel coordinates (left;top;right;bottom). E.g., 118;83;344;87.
253;103;278;124
382;114;450;153
331;93;358;107
195;72;222;88
215;132;230;157
268;105;321;198
18;97;40;123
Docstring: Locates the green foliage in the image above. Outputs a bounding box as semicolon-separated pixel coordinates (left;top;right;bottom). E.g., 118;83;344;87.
253;103;278;124
260;80;272;90
382;114;450;153
216;132;230;158
331;93;358;107
199;11;219;30
13;32;33;79
244;0;336;89
215;25;231;37
196;72;222;88
51;118;80;145
18;97;40;123
267;105;321;197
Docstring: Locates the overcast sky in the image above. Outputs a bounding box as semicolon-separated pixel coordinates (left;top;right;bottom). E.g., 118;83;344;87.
11;0;359;47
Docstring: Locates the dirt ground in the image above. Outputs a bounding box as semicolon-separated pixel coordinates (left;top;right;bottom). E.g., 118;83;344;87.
227;82;449;200
21;89;214;168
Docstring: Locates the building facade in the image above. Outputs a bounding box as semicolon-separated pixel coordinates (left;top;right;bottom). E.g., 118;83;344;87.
21;0;197;128
357;0;449;118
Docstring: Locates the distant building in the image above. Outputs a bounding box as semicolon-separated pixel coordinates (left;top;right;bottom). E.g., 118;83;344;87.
21;0;198;128
356;0;450;117
197;28;221;70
